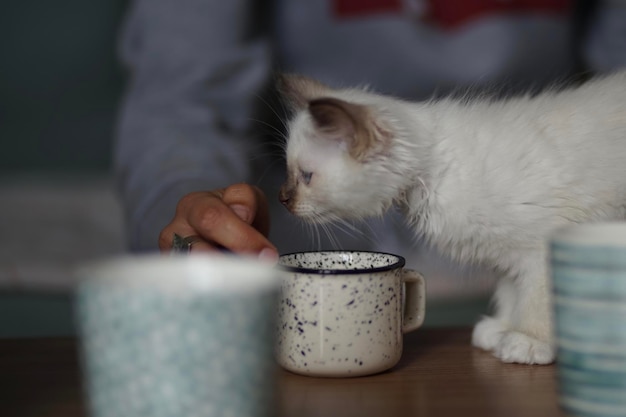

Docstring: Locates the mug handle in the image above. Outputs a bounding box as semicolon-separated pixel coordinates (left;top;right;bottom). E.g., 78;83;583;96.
401;269;426;333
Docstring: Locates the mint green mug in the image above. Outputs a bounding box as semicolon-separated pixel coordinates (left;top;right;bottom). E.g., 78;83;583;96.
76;254;279;417
551;223;626;417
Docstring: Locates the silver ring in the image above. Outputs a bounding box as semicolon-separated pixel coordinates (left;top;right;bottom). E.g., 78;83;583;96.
171;233;203;253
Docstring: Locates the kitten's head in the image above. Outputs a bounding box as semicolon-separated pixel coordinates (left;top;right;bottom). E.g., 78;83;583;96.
278;74;415;224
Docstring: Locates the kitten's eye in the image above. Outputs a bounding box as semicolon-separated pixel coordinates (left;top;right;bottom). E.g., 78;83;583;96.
300;170;313;185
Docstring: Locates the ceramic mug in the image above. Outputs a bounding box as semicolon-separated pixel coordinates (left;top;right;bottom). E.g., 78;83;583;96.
276;250;426;377
550;223;626;417
76;254;279;417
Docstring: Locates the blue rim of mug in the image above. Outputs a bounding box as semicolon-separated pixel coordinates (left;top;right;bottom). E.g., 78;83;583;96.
277;250;406;275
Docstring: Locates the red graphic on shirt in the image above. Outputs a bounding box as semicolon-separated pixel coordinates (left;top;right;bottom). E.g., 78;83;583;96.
424;0;572;29
332;0;572;28
333;0;403;18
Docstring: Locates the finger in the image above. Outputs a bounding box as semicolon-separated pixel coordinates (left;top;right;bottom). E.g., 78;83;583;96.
159;224;235;254
221;183;258;224
186;194;277;256
222;184;271;237
181;238;237;254
159;220;205;253
158;188;278;260
159;193;224;252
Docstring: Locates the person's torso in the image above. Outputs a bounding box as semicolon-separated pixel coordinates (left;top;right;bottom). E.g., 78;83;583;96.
271;0;576;98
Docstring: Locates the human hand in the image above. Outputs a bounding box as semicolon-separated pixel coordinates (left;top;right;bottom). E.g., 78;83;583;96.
159;183;278;261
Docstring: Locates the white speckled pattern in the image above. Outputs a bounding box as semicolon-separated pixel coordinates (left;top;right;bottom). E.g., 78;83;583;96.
276;251;425;377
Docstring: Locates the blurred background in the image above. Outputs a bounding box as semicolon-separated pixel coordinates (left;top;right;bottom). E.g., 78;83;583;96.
0;0;491;338
0;0;128;336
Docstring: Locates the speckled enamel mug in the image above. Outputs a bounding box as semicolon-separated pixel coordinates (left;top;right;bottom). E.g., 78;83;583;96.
276;250;426;377
551;223;626;417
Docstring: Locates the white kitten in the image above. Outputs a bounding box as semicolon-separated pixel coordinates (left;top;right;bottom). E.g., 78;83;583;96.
278;72;626;365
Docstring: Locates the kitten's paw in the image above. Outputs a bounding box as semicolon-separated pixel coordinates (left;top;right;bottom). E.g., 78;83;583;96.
494;331;554;365
471;316;507;352
472;318;554;364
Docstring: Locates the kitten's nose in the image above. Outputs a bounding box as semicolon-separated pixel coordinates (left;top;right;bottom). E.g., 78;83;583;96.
278;186;292;207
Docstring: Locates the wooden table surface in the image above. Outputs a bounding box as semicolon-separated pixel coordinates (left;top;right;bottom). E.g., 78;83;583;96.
2;327;565;417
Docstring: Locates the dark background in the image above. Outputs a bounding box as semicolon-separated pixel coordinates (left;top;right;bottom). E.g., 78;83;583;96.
0;0;127;174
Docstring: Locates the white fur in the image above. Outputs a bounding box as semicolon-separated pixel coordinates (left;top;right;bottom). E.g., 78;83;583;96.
283;72;626;364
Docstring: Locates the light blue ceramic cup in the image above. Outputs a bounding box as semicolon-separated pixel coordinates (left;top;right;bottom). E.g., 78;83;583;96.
75;254;279;417
550;223;626;417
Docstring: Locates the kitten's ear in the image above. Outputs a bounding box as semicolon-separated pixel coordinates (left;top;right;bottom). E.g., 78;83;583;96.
277;74;329;110
309;98;391;161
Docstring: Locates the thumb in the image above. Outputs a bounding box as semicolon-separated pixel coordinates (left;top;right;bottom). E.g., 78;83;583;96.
228;204;252;223
222;183;271;237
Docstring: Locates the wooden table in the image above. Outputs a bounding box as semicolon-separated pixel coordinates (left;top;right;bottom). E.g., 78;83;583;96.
2;328;564;417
